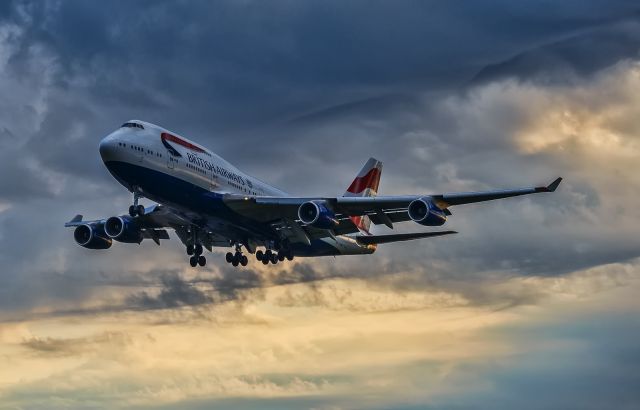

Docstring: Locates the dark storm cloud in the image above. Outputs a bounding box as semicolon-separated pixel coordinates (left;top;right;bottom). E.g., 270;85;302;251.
0;0;637;193
472;19;640;85
2;0;639;136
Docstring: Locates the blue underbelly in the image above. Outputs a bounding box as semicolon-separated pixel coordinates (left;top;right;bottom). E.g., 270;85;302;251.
103;160;341;257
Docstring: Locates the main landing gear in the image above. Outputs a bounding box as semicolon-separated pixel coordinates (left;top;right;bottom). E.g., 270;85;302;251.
128;189;145;217
186;238;294;269
225;244;248;267
255;249;294;265
187;243;207;267
187;227;206;267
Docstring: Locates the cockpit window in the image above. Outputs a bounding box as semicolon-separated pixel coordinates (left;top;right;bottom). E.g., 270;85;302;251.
121;122;144;129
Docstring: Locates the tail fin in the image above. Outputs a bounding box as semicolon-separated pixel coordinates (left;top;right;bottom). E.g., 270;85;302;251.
344;158;383;233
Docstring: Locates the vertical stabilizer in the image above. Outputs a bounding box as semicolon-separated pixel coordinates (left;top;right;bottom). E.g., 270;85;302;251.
343;158;383;233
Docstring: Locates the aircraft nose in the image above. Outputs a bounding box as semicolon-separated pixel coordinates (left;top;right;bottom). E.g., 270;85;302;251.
99;135;118;162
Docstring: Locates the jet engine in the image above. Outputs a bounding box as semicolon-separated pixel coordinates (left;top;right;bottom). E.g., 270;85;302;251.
408;197;447;226
105;216;143;243
298;201;339;230
74;224;112;249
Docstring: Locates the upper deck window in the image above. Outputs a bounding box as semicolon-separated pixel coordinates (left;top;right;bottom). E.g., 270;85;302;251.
121;122;144;130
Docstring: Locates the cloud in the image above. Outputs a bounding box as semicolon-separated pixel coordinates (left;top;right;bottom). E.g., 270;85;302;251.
3;54;640;321
0;1;639;408
125;262;350;313
127;274;213;309
21;331;131;357
0;261;638;409
471;19;640;85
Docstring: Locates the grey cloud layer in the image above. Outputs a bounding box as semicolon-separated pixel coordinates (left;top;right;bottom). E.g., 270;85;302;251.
0;0;639;334
2;4;640;409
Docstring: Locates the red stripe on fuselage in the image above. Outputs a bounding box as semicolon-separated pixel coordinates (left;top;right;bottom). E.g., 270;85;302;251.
347;168;381;194
161;132;206;153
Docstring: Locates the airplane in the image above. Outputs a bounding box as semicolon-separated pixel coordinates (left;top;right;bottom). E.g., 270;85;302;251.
65;120;562;268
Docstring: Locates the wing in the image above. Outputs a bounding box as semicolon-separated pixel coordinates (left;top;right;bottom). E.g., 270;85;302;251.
65;204;233;249
64;205;173;245
223;177;562;240
65;201;284;251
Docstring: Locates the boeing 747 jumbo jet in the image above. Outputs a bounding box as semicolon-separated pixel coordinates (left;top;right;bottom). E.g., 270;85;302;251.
65;120;562;268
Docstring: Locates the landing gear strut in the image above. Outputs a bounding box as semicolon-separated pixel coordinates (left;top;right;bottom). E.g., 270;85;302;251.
128;189;145;217
187;226;206;267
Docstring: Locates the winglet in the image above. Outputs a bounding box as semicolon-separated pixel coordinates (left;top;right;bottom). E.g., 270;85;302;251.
536;177;562;193
546;177;562;192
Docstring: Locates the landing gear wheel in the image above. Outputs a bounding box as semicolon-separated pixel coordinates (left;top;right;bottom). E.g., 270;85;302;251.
286;251;294;261
270;253;278;264
226;252;234;263
189;256;197;267
240;255;248;266
277;252;285;262
194;244;203;256
261;257;269;265
187;245;194;256
130;189;144;217
256;250;264;261
230;252;241;267
198;256;206;267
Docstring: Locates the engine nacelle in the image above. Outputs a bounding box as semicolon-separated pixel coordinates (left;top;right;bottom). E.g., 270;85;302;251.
74;224;112;249
298;200;339;230
408;197;447;226
105;216;142;243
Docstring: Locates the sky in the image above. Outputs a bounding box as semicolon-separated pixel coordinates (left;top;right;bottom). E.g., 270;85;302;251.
1;0;640;408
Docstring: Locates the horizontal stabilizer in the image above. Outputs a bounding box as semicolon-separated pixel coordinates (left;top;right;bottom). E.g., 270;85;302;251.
355;230;457;245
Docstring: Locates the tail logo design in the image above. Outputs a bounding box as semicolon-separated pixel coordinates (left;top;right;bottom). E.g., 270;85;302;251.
344;158;383;234
346;167;382;196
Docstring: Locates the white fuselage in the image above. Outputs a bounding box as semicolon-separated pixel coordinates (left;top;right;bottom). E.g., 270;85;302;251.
99;121;287;198
98;120;374;256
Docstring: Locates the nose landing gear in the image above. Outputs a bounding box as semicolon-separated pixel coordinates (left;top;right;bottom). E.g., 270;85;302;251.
128;189;145;217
